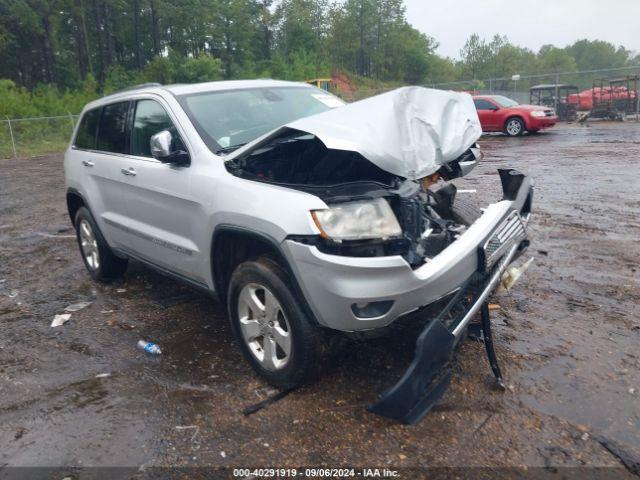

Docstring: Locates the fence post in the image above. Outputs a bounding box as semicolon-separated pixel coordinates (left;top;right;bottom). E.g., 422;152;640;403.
5;117;17;158
67;111;76;130
489;78;493;93
554;73;560;113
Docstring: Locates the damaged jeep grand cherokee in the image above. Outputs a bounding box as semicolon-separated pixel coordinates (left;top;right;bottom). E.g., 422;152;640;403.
65;80;533;424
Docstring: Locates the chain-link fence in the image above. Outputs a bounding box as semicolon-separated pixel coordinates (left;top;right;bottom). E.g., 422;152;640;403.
0;114;79;159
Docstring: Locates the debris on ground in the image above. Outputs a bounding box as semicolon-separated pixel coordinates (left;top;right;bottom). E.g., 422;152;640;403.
95;373;111;378
175;425;199;441
116;289;126;293
243;389;292;416
51;313;71;327
137;340;162;355
35;232;76;239
65;301;92;312
595;435;640;476
14;427;26;440
500;257;535;291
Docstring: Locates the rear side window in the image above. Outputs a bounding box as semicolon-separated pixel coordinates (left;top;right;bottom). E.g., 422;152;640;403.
131;100;177;157
74;108;100;149
97;102;130;154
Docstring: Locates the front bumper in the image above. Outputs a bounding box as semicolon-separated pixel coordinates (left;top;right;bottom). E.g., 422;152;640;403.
283;169;533;332
528;115;558;129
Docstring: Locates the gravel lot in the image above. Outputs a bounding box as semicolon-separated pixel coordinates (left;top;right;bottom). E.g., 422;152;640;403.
1;122;639;478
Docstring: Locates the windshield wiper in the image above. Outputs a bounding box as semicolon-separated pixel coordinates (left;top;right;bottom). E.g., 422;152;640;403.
215;143;247;155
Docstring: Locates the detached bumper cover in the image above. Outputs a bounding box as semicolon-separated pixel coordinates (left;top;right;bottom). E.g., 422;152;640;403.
370;170;532;424
369;238;525;424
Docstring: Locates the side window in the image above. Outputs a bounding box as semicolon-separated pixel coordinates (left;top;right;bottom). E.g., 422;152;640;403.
97;101;129;154
131;100;181;157
74;108;100;149
474;99;496;110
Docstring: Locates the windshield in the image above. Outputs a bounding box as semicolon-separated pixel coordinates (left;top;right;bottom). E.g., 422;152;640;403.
491;95;519;107
177;86;345;154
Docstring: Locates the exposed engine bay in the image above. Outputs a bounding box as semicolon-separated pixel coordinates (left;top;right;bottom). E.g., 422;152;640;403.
226;128;482;268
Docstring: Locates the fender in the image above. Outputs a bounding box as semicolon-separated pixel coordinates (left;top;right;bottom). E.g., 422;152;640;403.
210;224;321;326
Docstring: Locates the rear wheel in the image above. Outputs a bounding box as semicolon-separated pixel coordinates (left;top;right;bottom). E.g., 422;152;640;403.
74;206;128;281
228;257;327;389
504;117;525;136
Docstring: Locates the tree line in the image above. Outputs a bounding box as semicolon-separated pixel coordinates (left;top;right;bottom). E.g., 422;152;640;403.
0;0;438;89
0;0;638;117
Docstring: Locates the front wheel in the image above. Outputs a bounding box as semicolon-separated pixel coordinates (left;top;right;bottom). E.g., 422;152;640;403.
227;257;327;389
504;117;525;136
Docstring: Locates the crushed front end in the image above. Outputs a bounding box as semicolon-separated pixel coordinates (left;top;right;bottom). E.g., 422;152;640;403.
223;86;534;423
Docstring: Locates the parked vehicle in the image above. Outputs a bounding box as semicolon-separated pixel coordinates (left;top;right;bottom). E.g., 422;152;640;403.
529;84;578;121
473;94;558;136
65;81;533;423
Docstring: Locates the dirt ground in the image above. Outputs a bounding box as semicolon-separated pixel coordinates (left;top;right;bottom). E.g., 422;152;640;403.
1;122;639;478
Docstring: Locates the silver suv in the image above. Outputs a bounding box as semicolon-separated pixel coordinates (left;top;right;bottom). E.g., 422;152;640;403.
65;80;533;422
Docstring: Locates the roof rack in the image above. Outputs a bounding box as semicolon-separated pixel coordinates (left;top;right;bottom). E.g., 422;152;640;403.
111;82;162;94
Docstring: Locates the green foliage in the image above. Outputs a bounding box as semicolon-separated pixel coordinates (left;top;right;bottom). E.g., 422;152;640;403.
0;0;637;120
537;45;578;73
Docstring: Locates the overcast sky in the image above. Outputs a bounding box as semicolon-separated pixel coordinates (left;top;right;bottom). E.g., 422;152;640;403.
404;0;640;59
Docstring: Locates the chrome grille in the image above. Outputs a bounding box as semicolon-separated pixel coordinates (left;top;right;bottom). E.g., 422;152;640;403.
482;211;526;269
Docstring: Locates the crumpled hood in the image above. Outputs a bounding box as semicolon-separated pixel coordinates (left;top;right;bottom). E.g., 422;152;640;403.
285;86;482;180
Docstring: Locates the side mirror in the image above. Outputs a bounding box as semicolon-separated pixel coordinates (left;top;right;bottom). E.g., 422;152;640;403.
150;130;190;166
490;105;499;111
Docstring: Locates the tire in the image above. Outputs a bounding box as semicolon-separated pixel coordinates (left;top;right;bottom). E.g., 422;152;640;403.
74;206;128;282
227;256;327;389
451;195;482;226
504;117;525;136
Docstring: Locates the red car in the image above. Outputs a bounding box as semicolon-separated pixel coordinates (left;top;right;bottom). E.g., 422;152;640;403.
473;95;558;136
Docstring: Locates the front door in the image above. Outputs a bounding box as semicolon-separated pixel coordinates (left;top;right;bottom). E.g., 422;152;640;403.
474;98;501;131
118;98;204;283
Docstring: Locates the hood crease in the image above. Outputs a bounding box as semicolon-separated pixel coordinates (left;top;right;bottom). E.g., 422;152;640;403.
284;86;482;180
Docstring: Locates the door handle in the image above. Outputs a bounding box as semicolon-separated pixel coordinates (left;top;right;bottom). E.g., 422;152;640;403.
120;167;136;177
81;160;94;167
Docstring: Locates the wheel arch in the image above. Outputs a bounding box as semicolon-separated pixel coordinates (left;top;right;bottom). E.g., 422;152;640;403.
66;188;88;225
210;225;319;325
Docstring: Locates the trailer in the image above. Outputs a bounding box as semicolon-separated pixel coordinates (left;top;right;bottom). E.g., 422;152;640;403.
591;76;639;119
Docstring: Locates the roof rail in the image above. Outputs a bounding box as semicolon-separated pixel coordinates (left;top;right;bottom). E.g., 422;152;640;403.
111;82;162;94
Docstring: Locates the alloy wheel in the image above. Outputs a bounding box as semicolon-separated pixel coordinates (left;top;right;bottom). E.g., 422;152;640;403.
79;219;100;270
506;119;522;136
237;283;292;371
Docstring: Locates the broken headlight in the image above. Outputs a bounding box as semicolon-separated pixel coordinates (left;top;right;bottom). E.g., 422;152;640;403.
311;198;402;241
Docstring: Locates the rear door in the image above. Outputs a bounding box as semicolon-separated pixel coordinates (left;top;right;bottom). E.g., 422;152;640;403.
91;101;137;251
71;103;133;251
117;98;203;282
